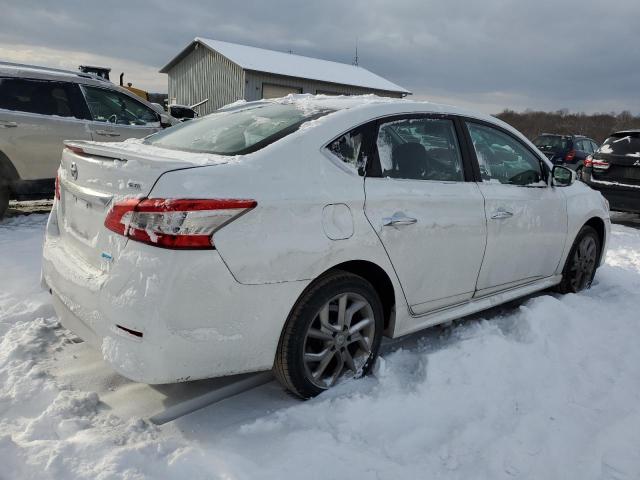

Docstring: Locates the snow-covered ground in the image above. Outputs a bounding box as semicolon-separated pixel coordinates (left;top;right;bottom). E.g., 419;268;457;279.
1;213;640;480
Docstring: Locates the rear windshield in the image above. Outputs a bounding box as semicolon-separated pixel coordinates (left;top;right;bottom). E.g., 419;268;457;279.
598;133;640;156
533;135;569;150
145;103;331;155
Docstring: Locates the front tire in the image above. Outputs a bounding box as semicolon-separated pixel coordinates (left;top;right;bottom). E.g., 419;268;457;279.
557;225;601;293
274;270;384;399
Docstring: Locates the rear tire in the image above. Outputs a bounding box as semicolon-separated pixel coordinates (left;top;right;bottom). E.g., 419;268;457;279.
0;180;9;220
274;270;384;399
556;225;601;293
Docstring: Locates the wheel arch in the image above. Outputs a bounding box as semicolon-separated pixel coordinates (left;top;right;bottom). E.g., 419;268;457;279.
0;150;20;185
584;216;606;265
317;260;396;337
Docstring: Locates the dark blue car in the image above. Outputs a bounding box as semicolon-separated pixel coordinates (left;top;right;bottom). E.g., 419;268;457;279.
533;134;599;178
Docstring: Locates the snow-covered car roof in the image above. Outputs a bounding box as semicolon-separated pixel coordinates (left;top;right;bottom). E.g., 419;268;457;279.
224;94;506;129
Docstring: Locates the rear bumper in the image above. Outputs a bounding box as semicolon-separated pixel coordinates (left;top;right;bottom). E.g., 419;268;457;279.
584;176;640;214
42;203;309;384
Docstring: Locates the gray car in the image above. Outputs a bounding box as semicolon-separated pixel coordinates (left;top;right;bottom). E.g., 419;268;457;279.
0;62;176;218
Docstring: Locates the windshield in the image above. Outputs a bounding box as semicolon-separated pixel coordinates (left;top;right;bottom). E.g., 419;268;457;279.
598;133;640;157
145;103;331;155
533;135;569;150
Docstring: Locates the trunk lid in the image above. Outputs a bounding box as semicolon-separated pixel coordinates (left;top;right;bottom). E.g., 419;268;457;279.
57;139;230;269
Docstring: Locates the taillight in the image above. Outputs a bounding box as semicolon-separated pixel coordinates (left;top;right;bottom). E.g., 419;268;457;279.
585;155;610;170
55;173;61;200
592;159;610;170
65;145;87;157
565;149;576;162
104;198;257;249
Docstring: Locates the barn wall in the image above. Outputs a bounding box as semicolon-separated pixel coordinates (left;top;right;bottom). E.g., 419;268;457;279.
244;71;404;101
166;46;244;115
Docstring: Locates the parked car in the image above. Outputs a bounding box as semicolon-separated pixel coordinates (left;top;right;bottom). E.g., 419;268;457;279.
582;129;640;213
533;134;599;177
0;62;178;218
42;96;610;399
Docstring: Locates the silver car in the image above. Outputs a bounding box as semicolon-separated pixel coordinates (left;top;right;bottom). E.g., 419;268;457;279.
0;62;175;218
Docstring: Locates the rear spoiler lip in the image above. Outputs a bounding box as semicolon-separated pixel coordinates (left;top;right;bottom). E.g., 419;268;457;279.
63;141;127;163
62;140;232;168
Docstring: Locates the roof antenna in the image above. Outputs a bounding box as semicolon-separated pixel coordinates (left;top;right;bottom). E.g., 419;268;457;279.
352;38;359;66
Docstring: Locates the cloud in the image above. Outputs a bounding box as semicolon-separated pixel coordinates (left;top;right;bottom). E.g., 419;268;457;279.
1;0;639;114
0;43;166;92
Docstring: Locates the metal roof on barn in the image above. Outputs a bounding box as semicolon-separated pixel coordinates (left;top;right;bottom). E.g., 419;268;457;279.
160;38;410;95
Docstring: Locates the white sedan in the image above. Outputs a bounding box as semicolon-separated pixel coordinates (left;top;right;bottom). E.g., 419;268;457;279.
42;95;610;398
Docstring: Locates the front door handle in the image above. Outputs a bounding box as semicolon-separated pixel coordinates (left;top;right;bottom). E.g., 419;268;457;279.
491;209;514;220
95;129;121;137
0;121;17;128
383;212;418;227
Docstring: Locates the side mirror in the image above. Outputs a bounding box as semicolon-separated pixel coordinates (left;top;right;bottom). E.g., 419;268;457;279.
552;165;575;187
169;105;197;121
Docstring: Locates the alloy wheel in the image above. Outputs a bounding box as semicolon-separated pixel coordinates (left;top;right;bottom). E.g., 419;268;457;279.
302;292;376;389
568;234;598;291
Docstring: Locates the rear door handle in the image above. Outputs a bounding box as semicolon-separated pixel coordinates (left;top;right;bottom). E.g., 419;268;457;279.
0;121;17;128
95;129;121;137
491;209;514;220
383;212;418;226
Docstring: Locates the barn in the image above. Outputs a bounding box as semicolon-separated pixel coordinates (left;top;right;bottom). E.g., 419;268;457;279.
159;38;410;115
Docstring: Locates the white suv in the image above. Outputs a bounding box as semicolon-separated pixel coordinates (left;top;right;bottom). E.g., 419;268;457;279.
42;96;610;399
0;62;175;218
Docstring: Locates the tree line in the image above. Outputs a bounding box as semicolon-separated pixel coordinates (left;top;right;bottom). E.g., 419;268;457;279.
495;109;640;144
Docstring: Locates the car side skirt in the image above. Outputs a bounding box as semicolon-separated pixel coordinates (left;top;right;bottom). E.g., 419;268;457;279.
394;274;563;337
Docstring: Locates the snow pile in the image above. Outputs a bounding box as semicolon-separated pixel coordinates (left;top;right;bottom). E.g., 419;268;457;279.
1;213;640;479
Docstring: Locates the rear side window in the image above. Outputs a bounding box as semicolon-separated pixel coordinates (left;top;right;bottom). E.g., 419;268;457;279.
0;78;84;118
328;128;367;174
375;117;464;181
467;122;544;186
82;86;159;125
145;103;332;155
598;133;640;157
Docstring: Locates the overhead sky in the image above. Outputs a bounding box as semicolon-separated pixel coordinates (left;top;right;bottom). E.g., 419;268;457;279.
1;0;639;114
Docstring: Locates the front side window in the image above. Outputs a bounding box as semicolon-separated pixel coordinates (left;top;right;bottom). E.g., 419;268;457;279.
376;117;464;181
0;78;81;117
145;103;332;155
467;122;544;186
82;86;158;125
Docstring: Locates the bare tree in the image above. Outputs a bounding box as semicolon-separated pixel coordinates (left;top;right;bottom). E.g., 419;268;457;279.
495;110;640;143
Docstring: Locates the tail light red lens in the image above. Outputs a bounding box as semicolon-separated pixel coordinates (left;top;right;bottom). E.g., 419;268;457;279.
592;159;610;169
565;149;576;162
104;198;257;249
585;155;610;169
65;145;88;157
55;173;61;200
